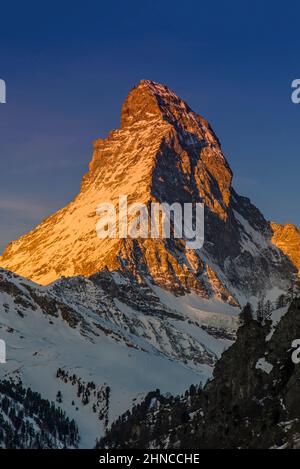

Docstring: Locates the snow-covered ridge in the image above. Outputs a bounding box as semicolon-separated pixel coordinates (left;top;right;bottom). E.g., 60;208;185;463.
0;267;237;447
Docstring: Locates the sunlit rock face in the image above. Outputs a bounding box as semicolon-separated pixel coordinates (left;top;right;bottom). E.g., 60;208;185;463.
271;222;300;275
0;80;296;304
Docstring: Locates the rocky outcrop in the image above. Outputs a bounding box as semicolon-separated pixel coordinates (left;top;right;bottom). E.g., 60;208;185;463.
271;222;300;274
99;299;300;449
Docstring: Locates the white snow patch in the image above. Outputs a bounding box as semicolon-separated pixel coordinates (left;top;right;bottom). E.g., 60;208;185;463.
151;285;239;331
266;306;289;342
255;358;273;374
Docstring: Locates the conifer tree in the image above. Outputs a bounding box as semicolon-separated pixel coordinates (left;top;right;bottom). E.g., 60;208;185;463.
239;303;253;326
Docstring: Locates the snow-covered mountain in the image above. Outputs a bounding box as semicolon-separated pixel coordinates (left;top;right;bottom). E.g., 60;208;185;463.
0;80;298;447
0;267;236;447
0;80;295;304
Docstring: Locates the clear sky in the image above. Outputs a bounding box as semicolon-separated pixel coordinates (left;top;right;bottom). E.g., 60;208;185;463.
0;0;300;252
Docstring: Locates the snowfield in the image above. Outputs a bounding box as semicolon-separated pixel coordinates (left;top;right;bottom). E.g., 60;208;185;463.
0;268;238;447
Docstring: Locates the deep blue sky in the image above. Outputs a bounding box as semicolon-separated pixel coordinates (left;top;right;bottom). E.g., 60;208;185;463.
0;0;300;252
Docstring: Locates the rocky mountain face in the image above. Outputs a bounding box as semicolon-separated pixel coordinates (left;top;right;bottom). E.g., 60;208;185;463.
99;299;300;449
0;80;296;306
0;80;299;448
271;222;300;274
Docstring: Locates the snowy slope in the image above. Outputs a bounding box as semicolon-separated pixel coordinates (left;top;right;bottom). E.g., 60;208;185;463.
0;268;237;447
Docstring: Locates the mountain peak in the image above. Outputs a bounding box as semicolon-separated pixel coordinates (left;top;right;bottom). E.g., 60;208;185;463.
121;79;194;129
0;82;296;301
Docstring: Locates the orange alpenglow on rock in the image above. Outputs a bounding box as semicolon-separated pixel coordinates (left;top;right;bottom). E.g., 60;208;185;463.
0;80;297;305
271;222;300;275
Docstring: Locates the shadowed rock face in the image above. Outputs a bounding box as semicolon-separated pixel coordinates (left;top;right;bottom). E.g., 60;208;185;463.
0;80;296;304
98;300;300;450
